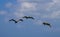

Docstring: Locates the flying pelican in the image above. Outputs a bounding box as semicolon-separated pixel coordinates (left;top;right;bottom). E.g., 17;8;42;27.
22;16;34;20
9;19;23;23
43;22;51;27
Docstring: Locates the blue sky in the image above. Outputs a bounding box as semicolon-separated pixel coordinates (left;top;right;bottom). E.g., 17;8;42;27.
0;0;60;37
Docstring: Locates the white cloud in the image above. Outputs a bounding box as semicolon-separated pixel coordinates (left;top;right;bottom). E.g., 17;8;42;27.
13;2;38;18
41;11;60;19
22;2;36;9
40;0;60;19
4;0;60;20
50;11;60;19
6;0;60;22
46;0;60;11
3;0;60;29
20;2;37;11
53;0;60;3
46;2;55;11
14;12;25;18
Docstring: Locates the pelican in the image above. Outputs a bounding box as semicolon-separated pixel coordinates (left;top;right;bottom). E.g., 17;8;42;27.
43;22;51;27
23;16;34;20
9;19;23;23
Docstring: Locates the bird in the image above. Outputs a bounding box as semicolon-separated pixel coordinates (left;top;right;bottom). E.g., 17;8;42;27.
18;19;23;22
43;22;51;28
22;16;35;20
9;19;23;23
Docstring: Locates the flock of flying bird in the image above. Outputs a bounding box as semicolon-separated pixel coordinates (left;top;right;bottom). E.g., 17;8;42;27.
9;16;51;28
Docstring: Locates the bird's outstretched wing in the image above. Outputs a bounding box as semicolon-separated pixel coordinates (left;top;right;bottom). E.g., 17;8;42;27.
17;19;23;22
43;22;51;28
23;16;35;20
9;19;17;23
28;16;34;19
22;16;28;19
9;19;15;21
9;19;24;23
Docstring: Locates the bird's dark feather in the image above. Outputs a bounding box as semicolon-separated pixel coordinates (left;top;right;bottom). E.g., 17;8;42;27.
23;16;34;19
9;19;23;23
43;22;51;27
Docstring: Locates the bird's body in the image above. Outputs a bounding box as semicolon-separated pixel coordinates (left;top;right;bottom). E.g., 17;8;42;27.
9;19;23;23
23;16;34;20
43;22;51;27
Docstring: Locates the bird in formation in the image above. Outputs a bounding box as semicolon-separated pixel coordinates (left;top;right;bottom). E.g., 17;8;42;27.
9;16;52;28
43;22;51;28
22;16;34;20
9;19;23;23
9;16;34;23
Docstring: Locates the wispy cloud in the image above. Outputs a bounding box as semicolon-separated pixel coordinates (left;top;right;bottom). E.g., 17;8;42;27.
42;0;60;19
14;12;25;18
10;0;60;25
3;0;60;26
50;11;60;19
21;2;37;11
13;1;38;18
